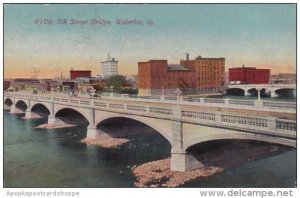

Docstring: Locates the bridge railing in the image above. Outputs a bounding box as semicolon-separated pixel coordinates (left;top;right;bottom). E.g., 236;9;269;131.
5;91;296;112
99;93;295;112
5;92;297;112
181;109;296;137
262;101;296;110
4;92;296;138
276;119;297;131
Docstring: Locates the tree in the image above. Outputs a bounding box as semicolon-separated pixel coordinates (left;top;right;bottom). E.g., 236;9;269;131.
106;75;126;93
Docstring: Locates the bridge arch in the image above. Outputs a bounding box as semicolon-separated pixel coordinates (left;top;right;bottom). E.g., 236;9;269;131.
30;103;51;116
226;88;245;96
54;106;90;121
54;107;90;126
30;101;52;113
273;88;296;97
4;98;13;106
95;114;172;145
15;100;28;111
184;133;296;151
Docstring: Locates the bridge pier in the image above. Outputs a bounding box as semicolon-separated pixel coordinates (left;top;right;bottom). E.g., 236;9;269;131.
86;124;102;139
170;108;204;171
24;110;34;119
244;91;251;96
4;104;10;111
47;114;57;124
10;104;23;114
270;91;278;98
171;151;204;171
23;110;42;119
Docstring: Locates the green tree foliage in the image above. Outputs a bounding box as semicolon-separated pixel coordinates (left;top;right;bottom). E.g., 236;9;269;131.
106;75;126;93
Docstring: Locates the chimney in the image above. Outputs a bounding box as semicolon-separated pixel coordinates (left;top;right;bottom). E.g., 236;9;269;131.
186;53;189;61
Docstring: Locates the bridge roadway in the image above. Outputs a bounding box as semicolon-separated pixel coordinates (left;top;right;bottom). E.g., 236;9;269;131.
227;84;296;97
4;92;297;171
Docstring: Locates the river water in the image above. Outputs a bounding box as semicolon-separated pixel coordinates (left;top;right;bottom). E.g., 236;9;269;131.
4;103;296;187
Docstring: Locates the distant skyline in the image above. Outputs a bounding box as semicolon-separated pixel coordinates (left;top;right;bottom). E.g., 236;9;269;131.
4;4;296;78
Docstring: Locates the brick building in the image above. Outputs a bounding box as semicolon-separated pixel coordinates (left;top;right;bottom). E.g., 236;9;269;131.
229;66;270;84
270;73;296;84
138;55;225;96
180;55;225;88
4;80;11;90
70;69;91;80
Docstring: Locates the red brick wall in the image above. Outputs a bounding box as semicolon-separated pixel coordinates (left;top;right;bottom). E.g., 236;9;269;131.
70;71;91;80
138;58;225;91
229;67;270;84
181;58;225;87
138;60;195;90
255;69;270;84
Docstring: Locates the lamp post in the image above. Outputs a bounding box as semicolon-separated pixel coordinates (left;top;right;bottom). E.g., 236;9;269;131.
110;85;114;97
90;87;96;98
57;85;60;95
90;87;96;105
174;88;182;106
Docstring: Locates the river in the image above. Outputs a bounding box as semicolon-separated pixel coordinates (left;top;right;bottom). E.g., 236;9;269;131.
4;109;296;188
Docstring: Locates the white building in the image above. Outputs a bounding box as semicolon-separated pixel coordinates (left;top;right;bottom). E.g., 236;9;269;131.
100;55;118;77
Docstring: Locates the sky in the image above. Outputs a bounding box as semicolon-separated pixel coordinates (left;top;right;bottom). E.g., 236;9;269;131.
4;4;296;78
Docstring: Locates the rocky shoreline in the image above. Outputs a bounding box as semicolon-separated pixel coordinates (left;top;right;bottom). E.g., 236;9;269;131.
81;136;129;148
132;158;223;187
132;142;291;187
22;114;43;120
34;123;76;129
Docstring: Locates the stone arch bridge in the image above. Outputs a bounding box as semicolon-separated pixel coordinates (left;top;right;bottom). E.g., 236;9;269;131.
4;92;296;171
227;84;296;97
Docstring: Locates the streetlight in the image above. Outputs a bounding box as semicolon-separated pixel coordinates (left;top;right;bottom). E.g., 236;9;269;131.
110;85;114;97
57;85;60;95
174;88;182;106
90;87;96;98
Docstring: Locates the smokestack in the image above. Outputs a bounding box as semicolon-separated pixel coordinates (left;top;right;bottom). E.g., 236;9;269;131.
186;53;189;61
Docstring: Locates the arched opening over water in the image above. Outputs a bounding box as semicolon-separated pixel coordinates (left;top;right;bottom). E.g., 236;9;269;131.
55;108;89;127
275;88;296;98
226;88;245;96
96;117;172;165
186;139;293;169
247;88;268;97
4;98;13;106
15;100;28;112
31;103;51;117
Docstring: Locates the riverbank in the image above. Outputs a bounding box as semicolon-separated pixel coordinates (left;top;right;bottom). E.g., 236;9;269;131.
132;141;292;187
132;159;223;187
34;123;76;129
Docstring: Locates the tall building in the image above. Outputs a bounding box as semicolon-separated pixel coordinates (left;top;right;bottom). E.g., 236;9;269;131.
100;55;118;77
229;66;270;84
70;69;91;80
180;55;225;88
138;54;225;96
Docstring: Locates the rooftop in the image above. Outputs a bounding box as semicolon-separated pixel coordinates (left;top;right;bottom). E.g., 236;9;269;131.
167;64;189;71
